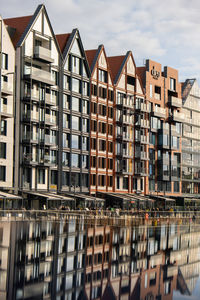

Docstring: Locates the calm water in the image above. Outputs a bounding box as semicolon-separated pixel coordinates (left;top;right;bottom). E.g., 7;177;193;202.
0;213;200;300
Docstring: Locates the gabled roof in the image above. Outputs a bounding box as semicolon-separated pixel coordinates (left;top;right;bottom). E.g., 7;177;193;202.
4;4;61;56
56;33;71;54
107;55;126;84
4;15;32;48
85;49;98;70
61;28;91;77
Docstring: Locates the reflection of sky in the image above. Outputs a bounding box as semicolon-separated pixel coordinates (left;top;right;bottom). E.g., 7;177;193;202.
173;277;200;300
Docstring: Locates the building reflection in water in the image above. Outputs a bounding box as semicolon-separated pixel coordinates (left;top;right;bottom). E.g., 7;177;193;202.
0;215;200;300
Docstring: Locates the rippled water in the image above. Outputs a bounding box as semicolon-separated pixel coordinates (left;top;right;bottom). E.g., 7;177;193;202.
0;213;200;300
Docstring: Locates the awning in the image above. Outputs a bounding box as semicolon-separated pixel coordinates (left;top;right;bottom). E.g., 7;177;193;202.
24;191;73;201
64;193;104;202
0;191;22;200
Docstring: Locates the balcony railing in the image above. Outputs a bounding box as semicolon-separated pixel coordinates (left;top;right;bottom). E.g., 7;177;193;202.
34;46;54;63
141;119;150;128
153;106;166;118
45;135;57;145
46;93;57;105
1;81;13;95
141;103;151;113
169;96;182;108
24;66;55;85
141;135;149;143
0;104;12;115
45;114;56;125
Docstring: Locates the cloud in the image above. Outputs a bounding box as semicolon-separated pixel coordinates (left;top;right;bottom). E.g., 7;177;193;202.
1;0;200;83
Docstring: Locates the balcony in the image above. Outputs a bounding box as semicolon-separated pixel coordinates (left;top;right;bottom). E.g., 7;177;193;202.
170;111;184;123
141;103;151;113
141;135;149;144
22;132;39;143
1;81;13;95
23;153;38;165
141;152;149;160
24;66;55;86
152;106;166;118
45;135;57;145
168;96;182;108
141;119;150;128
34;46;54;63
23;111;39;123
46;93;57;106
45;114;57;126
135;167;148;176
0;104;13;117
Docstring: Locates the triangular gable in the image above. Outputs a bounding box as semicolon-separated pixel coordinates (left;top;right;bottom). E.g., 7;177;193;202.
4;4;61;56
85;48;98;71
62;28;91;78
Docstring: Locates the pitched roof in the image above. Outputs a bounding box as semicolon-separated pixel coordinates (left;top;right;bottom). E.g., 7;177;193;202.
4;15;32;48
136;66;146;89
56;33;71;54
107;55;125;83
85;49;98;69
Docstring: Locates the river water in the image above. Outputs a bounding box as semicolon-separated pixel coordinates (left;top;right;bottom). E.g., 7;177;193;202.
0;213;200;300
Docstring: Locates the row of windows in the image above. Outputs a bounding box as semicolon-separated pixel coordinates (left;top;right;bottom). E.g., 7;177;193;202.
91;139;113;152
63;76;89;96
91;84;114;101
91;174;113;187
91;157;113;169
63;115;89;132
91;102;113;118
91;121;113;135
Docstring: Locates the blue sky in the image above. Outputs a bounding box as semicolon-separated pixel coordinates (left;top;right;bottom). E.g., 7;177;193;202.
2;0;200;82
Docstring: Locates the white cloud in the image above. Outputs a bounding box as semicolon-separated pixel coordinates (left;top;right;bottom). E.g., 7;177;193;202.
1;0;200;83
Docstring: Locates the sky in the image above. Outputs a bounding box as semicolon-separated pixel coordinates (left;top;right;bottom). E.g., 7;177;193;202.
1;0;200;82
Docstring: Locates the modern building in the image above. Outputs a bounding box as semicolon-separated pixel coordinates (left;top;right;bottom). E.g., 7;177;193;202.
4;5;61;193
86;45;114;194
0;16;15;189
181;79;200;198
138;60;182;197
56;29;91;194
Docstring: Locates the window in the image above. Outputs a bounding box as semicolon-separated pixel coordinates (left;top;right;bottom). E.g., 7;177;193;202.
91;156;96;168
91;138;96;150
91;102;97;114
71;135;79;149
71;56;80;74
72;78;80;93
99;104;106;116
82;100;89;114
71;154;80;168
170;78;176;91
82;136;88;150
71;97;80;111
108;89;114;101
91;120;97;132
82;174;88;187
91;84;97;96
99;140;106;151
72;116;80;130
123;177;128;189
98;69;107;82
51;171;57;185
174;182;180;193
63;133;70;148
37;169;45;184
62;172;69;186
63;94;70;109
0;166;6;181
127;75;135;86
2;53;8;70
63;75;70;90
82;118;89;132
0;143;6;159
62;152;70;166
82;82;88;96
51;70;58;85
98;86;107;98
98;175;106;186
81;155;88;168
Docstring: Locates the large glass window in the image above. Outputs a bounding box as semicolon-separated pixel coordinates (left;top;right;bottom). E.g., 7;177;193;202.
71;154;80;168
62;172;69;186
66;255;74;271
71;135;79;149
72;78;80;93
67;236;75;252
0;120;7;136
72;116;80;130
71;56;80;74
37;169;45;184
63;75;70;90
71;96;80;111
62;152;70;166
82;174;89;187
82;155;88;169
82;118;89;132
82;136;88;150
